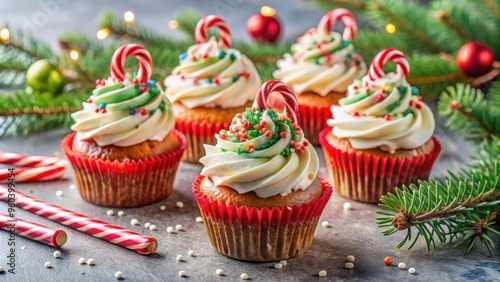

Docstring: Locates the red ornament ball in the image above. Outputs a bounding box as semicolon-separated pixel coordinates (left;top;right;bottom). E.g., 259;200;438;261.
246;12;281;43
456;42;495;77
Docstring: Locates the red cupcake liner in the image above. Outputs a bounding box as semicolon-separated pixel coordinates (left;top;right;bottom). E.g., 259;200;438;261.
319;128;441;203
61;130;186;208
192;175;333;262
297;103;333;146
175;120;231;164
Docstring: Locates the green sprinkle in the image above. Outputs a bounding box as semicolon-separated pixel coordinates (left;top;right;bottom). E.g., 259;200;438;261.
346;53;353;59
312;41;317;45
236;146;244;155
411;86;419;96
338;40;351;50
307;47;313;51
403;109;413;116
355;60;361;66
313;57;320;65
386;101;401;113
232;76;239;82
149;109;155;116
218;50;227;59
221;147;227;152
397;86;408;94
330;37;335;42
207;78;213;84
135;124;139;129
130;72;137;79
159;100;166;111
229;53;237;61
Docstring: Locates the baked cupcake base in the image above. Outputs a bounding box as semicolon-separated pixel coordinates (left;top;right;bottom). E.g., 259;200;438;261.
192;175;333;262
319;128;441;203
61;130;186;208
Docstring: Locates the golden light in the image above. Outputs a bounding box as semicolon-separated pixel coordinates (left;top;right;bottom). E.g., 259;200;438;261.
69;49;80;61
261;6;276;17
168;20;179;30
96;28;110;40
124;10;135;23
385;23;396;34
0;28;10;41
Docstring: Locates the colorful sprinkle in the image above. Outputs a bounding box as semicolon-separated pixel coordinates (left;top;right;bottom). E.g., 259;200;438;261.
411;86;419;96
384;114;392;121
178;52;188;61
99;103;106;110
218;50;227;59
140;108;147;116
230;53;237;61
140;85;147;93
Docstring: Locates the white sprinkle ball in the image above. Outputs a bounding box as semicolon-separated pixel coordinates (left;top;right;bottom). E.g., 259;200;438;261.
343;202;352;210
149;225;157;231
115;271;123;279
216;269;224;276
117;211;125;217
175;224;183;231
176;254;184;261
319;270;327;277
56;190;63;197
409;267;416;274
321;221;329;228
144;222;151;228
196;216;203;223
345;262;354;269
347;255;355;262
44;261;52;268
87;259;95;266
398;262;406;269
54;152;60;157
160;205;166;211
176;201;184;208
179;270;187;277
53;251;61;258
274;263;283;269
188;250;195;257
167;226;175;233
0;265;4;272
106;210;114;216
79;258;86;264
241;273;249;280
69;184;77;190
130;219;139;226
280;260;287;266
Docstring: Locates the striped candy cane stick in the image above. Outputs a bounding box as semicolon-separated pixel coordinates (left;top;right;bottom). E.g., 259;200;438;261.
195;15;232;48
0;152;67;183
0;213;67;248
253;80;298;123
317;8;357;40
0;186;157;255
110;44;153;84
368;48;410;81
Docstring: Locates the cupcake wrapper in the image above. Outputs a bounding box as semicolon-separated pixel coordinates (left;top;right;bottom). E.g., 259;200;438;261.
61;130;186;208
297;103;332;146
319;128;441;203
175;120;231;164
192;175;333;262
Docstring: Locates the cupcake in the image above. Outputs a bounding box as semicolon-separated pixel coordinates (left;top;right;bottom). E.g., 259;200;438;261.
192;80;333;262
61;44;186;208
319;48;441;203
164;15;261;163
273;8;366;145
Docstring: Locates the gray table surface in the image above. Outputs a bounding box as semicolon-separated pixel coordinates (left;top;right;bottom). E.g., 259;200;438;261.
0;122;499;282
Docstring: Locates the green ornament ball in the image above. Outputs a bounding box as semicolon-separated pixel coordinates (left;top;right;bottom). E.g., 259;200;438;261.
26;59;65;95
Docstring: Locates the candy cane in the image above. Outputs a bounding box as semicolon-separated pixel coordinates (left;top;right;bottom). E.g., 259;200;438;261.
0;152;67;183
0;186;158;255
253;80;298;123
317;8;357;40
368;48;410;81
0;213;67;248
195;15;232;49
110;44;153;84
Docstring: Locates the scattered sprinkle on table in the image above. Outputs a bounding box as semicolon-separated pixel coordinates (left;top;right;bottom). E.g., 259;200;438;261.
343;202;352;210
45;261;52;268
179;270;187;277
107;210;114;216
131;219;139;226
53;251;61;258
216;269;223;276
117;211;125;217
384;256;393;266
347;255;355;262
0;265;4;272
280;260;287;266
176;254;184;261
176;201;184;208
274;263;283;269
196;216;203;223
160;205;166;211
188;250;195;257
79;258;86;264
149;225;157;231
345;262;354;269
167;226;175;233
398;262;406;269
321;221;329;228
69;184;76;190
241;273;249;280
175;224;183;231
319;270;327;277
409;267;416;274
28;188;34;193
144;222;151;228
115;271;123;279
56;190;63;197
87;259;95;266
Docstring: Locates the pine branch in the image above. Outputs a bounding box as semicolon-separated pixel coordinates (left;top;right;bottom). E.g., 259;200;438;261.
484;0;500;18
0;27;57;62
310;0;369;13
174;8;201;38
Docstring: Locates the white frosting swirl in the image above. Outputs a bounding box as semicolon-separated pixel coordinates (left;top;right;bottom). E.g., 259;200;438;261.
200;110;318;198
327;71;435;153
164;37;261;108
273;29;366;95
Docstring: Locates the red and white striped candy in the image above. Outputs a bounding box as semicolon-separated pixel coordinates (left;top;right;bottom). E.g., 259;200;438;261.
110;44;153;84
195;15;232;49
0;213;67;248
368;48;410;81
317;8;357;40
0;152;67;183
253;80;298;123
0;186;158;255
